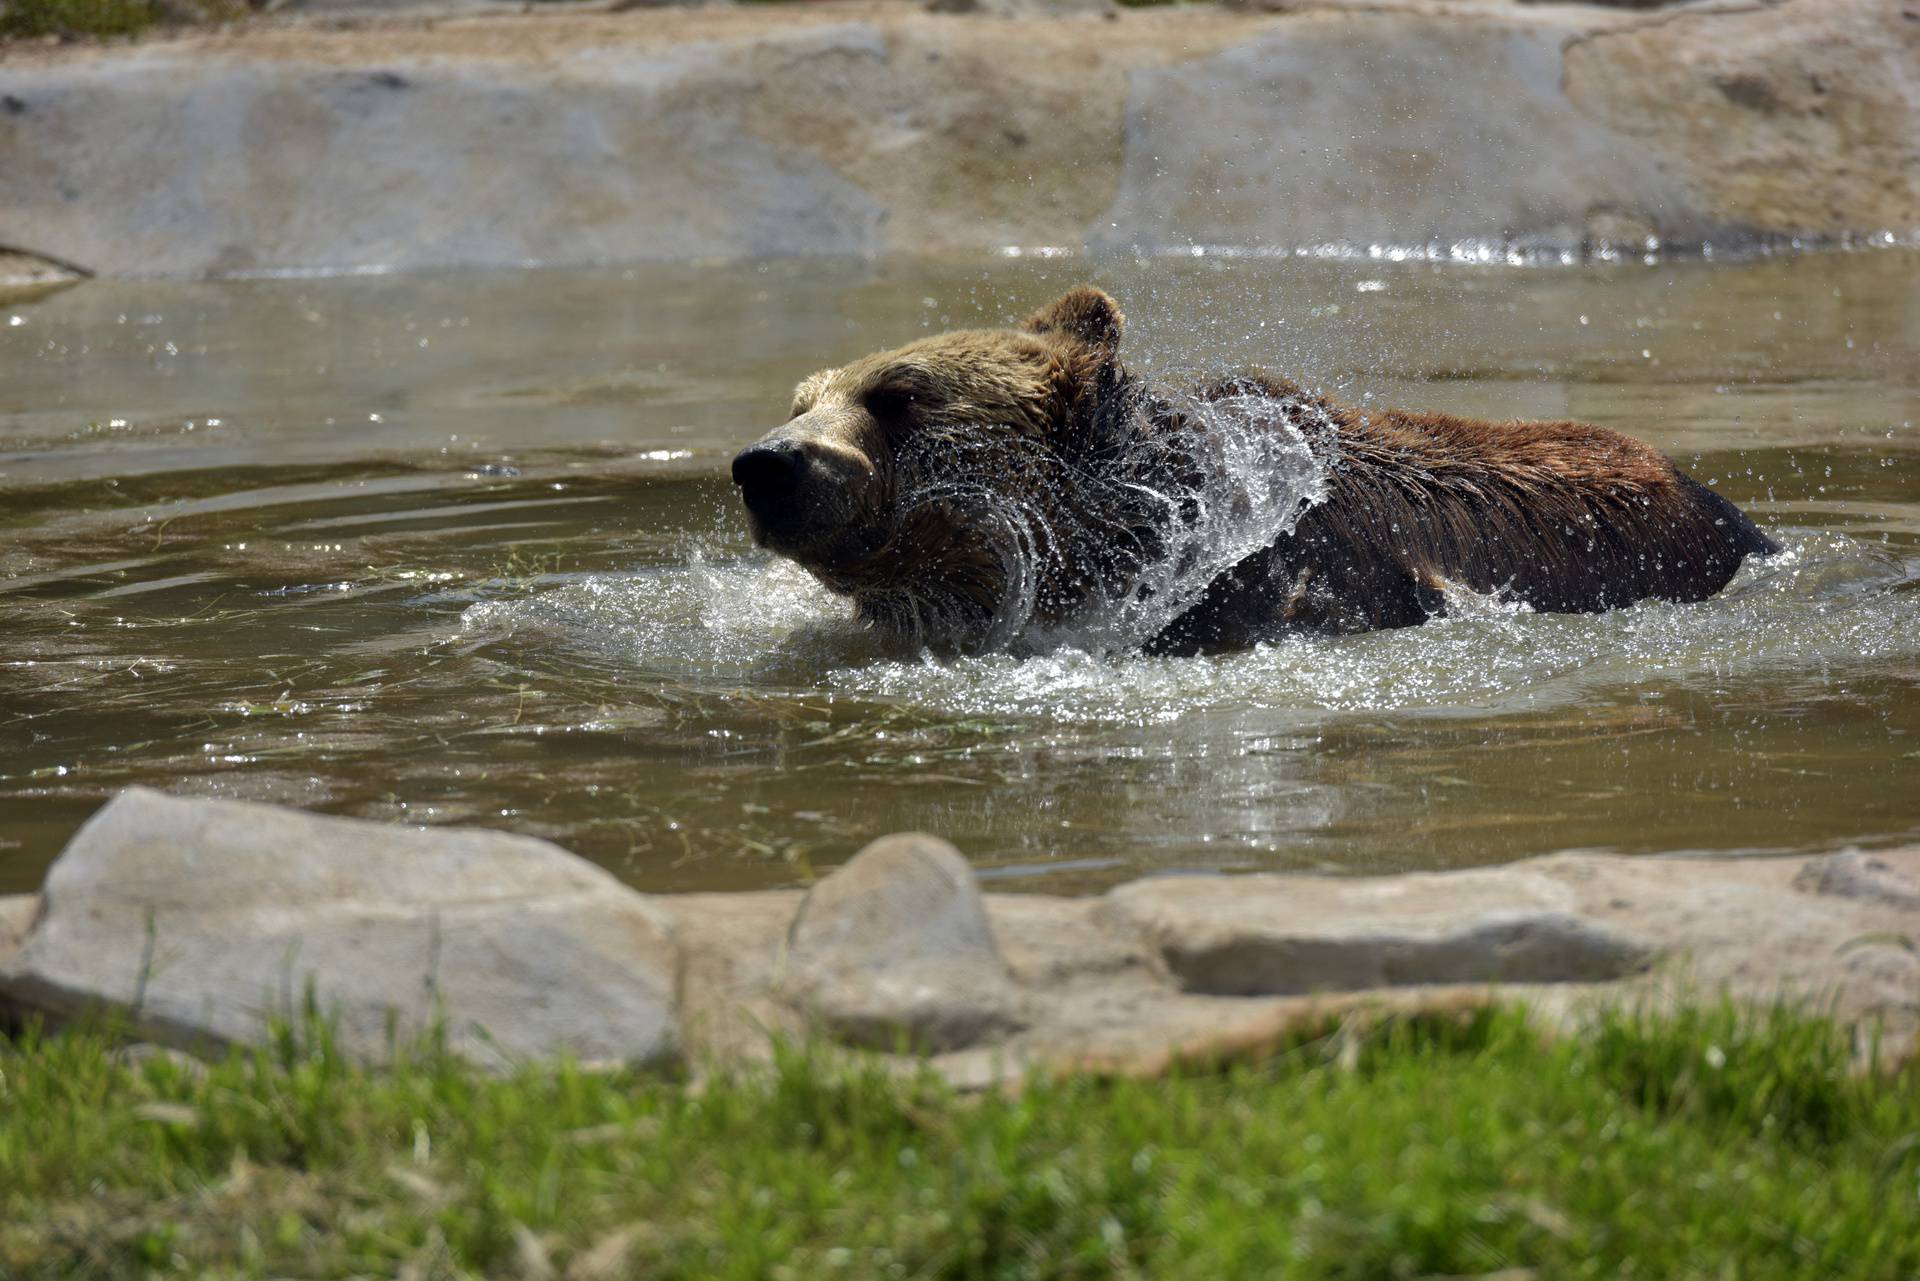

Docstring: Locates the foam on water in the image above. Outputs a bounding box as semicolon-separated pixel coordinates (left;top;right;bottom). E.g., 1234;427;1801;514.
830;535;1920;723
459;531;1920;730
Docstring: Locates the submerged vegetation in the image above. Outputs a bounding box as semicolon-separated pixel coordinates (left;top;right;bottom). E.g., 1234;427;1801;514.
3;1002;1916;1279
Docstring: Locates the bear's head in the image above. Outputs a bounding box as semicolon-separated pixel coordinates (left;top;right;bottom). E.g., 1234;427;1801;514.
731;286;1135;648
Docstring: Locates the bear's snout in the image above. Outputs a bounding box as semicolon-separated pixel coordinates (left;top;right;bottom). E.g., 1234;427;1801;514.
732;437;821;544
731;430;874;558
732;440;808;503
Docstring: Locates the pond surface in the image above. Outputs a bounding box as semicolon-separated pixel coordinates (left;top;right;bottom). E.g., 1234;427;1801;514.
2;253;1917;895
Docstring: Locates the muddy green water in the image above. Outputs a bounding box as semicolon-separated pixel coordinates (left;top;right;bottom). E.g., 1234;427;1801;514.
2;254;1917;894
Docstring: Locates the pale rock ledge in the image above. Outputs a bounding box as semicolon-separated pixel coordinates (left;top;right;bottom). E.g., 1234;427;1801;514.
2;788;1916;1080
0;0;1913;277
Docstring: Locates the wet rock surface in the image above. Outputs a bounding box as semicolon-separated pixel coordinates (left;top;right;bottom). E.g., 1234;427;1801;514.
0;249;86;305
0;0;1911;276
3;791;1917;1079
0;249;84;285
1101;6;1668;256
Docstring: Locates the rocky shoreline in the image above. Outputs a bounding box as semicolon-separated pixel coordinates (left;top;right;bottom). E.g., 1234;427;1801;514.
4;789;1916;1080
2;0;1916;280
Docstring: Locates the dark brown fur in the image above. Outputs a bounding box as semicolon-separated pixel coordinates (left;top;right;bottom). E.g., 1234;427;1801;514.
734;287;1777;654
1147;370;1777;653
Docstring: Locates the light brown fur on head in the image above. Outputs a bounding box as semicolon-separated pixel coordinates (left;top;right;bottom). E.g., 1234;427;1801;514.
788;285;1123;443
736;287;1131;644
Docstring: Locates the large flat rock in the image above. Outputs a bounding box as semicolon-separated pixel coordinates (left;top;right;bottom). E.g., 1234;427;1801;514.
1100;866;1653;996
0;0;1911;276
0;789;679;1069
1071;848;1920;1072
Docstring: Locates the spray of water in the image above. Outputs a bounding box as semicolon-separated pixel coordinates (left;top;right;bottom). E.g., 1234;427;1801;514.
826;532;1920;726
458;522;1919;736
865;385;1331;655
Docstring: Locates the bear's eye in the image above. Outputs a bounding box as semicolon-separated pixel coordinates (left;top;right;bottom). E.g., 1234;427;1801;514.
863;386;916;422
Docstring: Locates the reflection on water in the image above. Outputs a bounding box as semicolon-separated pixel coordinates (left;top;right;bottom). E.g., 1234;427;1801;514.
2;253;1917;893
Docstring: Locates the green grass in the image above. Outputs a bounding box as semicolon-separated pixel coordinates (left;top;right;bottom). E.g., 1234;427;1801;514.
2;1002;1917;1279
0;0;251;41
0;0;164;40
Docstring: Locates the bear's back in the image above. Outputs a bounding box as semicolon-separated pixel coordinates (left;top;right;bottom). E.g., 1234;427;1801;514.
1146;384;1778;654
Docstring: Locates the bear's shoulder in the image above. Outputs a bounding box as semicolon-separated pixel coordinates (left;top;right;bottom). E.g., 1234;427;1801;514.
1350;408;1679;494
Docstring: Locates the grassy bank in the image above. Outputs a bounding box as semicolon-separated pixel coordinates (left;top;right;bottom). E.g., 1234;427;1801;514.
2;1003;1916;1279
0;0;249;42
0;0;162;40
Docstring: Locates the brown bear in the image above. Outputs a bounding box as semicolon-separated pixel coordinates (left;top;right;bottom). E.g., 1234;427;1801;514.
731;286;1778;655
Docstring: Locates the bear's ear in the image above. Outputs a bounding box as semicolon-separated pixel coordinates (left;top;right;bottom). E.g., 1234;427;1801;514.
1023;286;1124;356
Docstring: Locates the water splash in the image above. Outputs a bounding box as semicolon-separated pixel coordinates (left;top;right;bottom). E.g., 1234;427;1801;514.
460;556;853;681
870;387;1329;655
1044;389;1332;653
828;533;1917;726
459;531;1919;730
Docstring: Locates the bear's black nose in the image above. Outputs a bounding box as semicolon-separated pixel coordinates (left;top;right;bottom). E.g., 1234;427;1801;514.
731;441;807;498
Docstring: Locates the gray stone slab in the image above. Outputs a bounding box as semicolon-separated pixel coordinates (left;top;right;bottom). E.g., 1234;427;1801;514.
0;789;679;1069
1102;866;1653;996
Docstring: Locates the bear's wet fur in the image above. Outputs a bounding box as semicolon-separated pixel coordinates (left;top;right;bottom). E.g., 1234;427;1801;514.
732;285;1778;654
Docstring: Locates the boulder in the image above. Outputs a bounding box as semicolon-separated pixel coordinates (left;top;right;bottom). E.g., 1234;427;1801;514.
1102;866;1653;996
782;833;1024;1051
0;39;888;277
1104;0;1920;256
0;789;679;1069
